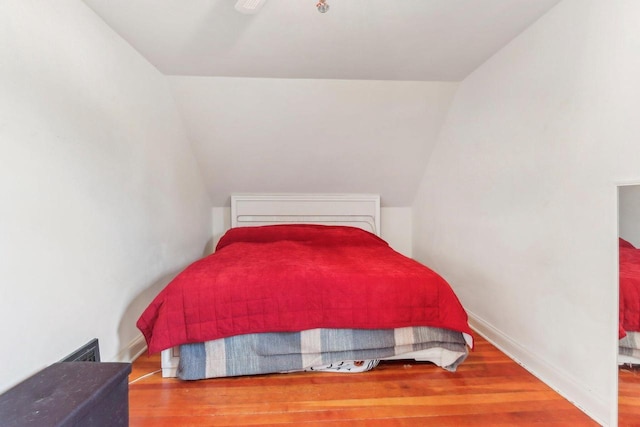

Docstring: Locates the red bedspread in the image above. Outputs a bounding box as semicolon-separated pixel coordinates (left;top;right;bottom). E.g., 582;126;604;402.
620;238;640;338
138;225;473;354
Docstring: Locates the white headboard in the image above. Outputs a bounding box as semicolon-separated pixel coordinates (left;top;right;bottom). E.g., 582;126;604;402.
231;193;381;236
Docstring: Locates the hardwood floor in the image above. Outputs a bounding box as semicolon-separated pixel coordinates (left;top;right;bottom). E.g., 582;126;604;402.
128;335;600;426
619;364;640;427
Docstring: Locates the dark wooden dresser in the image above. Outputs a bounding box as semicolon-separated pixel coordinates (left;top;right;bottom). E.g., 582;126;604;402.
0;362;131;426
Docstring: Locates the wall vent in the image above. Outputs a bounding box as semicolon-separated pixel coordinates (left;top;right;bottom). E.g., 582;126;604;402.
61;338;101;362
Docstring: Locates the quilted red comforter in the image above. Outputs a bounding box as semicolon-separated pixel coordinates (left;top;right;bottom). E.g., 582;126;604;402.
138;225;473;354
620;238;640;338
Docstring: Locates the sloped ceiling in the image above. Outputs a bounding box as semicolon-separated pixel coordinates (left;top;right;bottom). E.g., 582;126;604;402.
169;77;458;206
83;0;561;206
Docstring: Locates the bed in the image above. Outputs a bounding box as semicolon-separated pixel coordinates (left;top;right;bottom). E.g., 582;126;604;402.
619;237;640;365
138;193;473;379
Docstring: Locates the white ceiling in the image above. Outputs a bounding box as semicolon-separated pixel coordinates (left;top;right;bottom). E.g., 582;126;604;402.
81;0;562;207
83;0;561;81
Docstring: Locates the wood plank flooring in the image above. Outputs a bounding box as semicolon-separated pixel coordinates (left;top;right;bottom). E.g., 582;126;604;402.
619;364;640;427
128;335;602;426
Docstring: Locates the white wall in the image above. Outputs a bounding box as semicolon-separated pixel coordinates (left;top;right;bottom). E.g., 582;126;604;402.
0;1;211;392
412;1;640;425
168;77;458;207
619;185;640;247
380;207;412;257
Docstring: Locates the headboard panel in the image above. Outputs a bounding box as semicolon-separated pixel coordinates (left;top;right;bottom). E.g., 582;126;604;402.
231;193;381;236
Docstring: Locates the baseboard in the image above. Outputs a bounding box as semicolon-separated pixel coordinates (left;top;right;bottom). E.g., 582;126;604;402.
467;311;610;426
113;334;147;363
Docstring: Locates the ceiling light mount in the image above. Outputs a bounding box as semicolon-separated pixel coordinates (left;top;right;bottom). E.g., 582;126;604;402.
316;0;329;13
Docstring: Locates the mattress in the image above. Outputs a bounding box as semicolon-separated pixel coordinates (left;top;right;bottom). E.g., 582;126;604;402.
619;331;640;363
177;326;469;380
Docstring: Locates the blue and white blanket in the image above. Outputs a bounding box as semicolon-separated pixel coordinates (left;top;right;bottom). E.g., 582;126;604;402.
177;326;469;380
